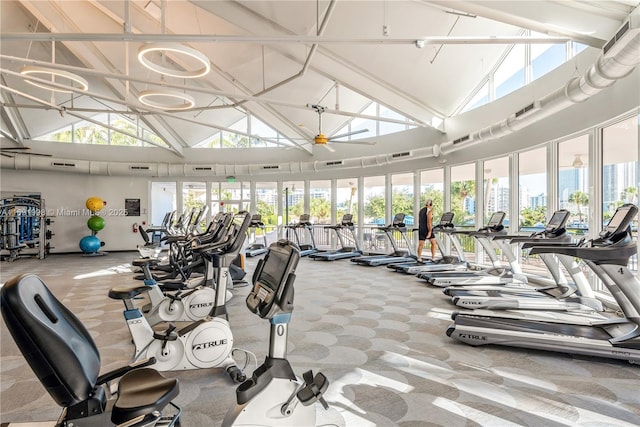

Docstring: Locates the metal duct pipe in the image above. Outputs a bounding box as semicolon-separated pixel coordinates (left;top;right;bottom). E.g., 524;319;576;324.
438;8;640;157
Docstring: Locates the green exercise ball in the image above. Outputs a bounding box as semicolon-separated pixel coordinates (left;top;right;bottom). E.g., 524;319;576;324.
87;215;105;232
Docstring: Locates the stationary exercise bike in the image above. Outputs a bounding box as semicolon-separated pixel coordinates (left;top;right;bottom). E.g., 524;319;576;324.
1;273;181;426
109;211;251;381
223;240;330;426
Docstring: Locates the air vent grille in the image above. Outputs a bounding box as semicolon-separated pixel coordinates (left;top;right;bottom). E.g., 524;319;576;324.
391;151;411;159
515;103;535;118
453;135;470;145
262;165;280;170
130;165;150;170
51;162;76;168
193;167;212;171
604;20;630;55
326;160;343;166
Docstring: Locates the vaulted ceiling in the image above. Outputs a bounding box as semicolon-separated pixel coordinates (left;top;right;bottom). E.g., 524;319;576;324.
0;0;636;158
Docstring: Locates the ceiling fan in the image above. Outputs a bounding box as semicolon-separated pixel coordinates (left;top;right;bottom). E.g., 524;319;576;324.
308;104;375;152
0;146;52;158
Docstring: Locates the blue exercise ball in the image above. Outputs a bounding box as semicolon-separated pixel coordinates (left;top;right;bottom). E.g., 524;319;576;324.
79;235;101;254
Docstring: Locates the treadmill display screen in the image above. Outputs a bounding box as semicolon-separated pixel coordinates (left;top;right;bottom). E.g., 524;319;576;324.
605;206;632;234
342;214;353;224
392;213;406;225
546;210;569;231
439;212;455;225
487;212;505;227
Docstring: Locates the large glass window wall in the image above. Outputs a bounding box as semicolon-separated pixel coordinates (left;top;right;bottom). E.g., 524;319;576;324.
483;157;510;224
391;173;414;226
519;146;548;231
309;180;331;225
420;169;444;221
558;135;590;236
182;181;207;232
147;109;639;289
283;181;304;226
451;163;477;261
602;115;639;272
336;179;358;221
255;182;278;239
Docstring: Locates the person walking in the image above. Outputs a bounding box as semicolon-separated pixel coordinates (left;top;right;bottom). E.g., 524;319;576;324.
417;199;437;262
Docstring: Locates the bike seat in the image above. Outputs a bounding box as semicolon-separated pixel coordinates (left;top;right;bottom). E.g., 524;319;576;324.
109;283;152;300
132;258;160;267
111;367;179;424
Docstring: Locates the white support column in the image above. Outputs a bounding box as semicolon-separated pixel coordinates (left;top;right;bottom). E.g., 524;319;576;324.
590;128;602;241
509;152;519;235
385;173;392;224
277;181;284;240
547;142;559;216
413;171;421;248
304;180;310;217
249;180;256;214
331;179;337;226
475;161;485;262
357;176;365;243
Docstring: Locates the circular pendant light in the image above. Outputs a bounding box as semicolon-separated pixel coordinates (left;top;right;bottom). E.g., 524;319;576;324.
138;42;211;78
20;66;89;93
138;88;195;110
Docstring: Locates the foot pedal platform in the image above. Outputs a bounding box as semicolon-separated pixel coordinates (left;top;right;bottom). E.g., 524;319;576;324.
297;370;329;409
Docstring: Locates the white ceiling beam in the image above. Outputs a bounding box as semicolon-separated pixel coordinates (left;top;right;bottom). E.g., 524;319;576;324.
1;32;572;45
426;1;609;48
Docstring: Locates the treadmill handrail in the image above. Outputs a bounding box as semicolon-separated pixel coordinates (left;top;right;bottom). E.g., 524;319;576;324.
528;232;636;266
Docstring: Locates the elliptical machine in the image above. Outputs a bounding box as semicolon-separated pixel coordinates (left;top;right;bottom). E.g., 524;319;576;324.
223;240;330;426
108;211;251;381
133;213;237;326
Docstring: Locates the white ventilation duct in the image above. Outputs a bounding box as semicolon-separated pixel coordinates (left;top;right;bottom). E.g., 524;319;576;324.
437;8;640;157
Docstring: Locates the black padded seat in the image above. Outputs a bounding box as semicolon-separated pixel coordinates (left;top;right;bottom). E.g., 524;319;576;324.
111;367;179;425
109;283;151;300
0;273;180;425
132;258;159;267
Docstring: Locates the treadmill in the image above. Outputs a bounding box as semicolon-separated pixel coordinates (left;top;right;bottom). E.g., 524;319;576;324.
245;214;269;257
447;203;640;364
351;213;417;267
387;212;462;274
285;214;319;257
420;211;514;287
445;209;605;312
309;214;363;261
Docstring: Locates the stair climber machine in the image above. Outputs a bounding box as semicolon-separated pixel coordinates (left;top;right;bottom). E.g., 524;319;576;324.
351;213;417;267
447;203;640;364
130;213;243;327
444;209;607;313
309;213;363;261
108;211;252;380
245;214;269;257
222;240;330;426
387;212;458;274
419;211;522;287
286;214;320;257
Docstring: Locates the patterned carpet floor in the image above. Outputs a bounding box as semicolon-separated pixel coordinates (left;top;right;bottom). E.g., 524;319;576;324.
1;251;639;426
